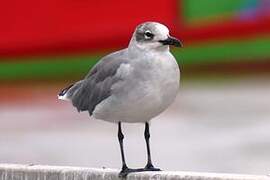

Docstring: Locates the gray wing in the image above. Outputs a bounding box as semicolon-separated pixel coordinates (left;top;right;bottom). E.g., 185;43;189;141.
71;49;128;115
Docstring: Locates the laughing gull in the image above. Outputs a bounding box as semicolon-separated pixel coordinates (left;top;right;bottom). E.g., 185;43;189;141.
58;22;182;177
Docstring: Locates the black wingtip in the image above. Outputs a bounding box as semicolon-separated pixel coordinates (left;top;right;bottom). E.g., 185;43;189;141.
58;84;74;96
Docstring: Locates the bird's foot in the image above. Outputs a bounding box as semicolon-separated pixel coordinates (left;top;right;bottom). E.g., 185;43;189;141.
143;163;161;171
118;164;161;178
119;166;143;178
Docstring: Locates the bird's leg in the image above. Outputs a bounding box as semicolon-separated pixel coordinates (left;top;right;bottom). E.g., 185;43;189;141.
118;122;139;178
118;122;128;171
118;122;161;178
144;122;161;171
118;122;150;178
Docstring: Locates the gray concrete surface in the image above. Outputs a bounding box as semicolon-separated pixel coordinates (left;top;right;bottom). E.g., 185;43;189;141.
0;164;269;180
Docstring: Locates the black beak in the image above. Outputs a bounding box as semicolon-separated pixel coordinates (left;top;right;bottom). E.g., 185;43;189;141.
159;36;183;47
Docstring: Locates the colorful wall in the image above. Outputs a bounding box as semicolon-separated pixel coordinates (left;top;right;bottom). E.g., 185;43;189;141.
1;0;270;80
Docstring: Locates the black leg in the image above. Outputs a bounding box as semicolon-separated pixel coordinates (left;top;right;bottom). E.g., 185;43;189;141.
118;122;139;178
144;122;161;171
118;122;127;170
118;122;161;178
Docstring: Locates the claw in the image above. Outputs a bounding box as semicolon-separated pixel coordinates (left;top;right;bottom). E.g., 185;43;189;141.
119;168;143;178
144;163;161;171
118;166;161;178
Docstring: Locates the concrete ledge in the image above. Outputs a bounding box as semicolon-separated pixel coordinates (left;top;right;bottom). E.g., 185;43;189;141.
0;164;269;180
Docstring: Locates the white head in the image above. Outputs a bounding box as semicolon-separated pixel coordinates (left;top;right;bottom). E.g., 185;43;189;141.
129;22;182;51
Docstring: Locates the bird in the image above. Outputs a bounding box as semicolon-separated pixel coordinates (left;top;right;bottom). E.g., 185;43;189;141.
58;21;182;177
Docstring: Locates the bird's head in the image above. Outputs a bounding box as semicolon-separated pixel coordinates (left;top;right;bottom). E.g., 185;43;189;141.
130;22;183;51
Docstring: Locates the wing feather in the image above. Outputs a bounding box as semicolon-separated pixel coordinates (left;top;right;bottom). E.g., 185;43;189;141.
71;49;128;115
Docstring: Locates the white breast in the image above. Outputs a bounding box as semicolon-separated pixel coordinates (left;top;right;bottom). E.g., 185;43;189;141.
93;51;180;123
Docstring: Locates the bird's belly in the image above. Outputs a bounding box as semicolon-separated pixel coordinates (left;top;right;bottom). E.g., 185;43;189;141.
93;56;180;123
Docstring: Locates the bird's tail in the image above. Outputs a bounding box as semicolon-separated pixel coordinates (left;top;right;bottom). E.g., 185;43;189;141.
58;84;74;101
58;80;84;101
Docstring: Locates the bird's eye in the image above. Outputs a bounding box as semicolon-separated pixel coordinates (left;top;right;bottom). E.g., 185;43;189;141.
144;31;154;39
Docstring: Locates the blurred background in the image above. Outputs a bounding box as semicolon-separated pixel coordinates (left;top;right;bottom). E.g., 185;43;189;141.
1;0;270;175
